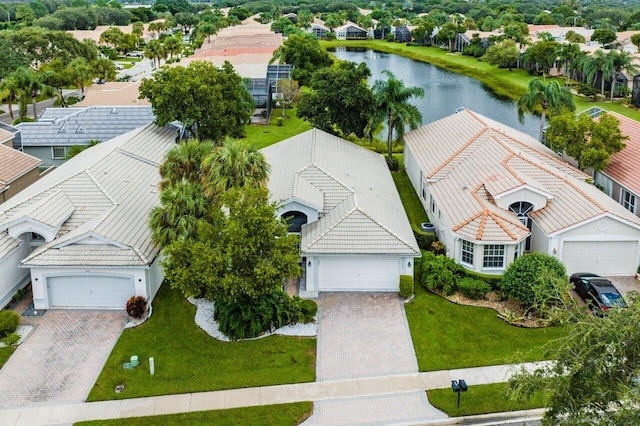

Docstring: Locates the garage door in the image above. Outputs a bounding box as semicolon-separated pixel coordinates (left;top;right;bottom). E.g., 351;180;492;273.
318;257;400;291
47;275;134;309
562;241;638;275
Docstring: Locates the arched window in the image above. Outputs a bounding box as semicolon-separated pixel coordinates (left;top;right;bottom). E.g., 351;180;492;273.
282;211;308;233
509;202;534;251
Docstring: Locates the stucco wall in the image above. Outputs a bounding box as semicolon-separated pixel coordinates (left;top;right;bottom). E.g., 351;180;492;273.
0;237;31;309
23;146;64;167
147;254;165;301
0;168;41;204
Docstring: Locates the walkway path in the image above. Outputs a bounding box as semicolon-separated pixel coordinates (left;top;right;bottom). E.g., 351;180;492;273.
0;362;550;425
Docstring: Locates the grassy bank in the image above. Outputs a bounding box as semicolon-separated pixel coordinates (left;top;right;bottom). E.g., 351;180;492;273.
322;40;640;122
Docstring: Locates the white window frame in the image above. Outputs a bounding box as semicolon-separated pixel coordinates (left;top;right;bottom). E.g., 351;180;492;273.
421;176;427;201
514;242;520;260
594;172;613;197
483;244;505;269
621;189;637;214
461;240;474;266
52;146;67;160
430;196;436;214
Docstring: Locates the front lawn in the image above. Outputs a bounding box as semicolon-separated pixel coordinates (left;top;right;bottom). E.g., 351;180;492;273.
427;382;547;417
0;346;15;369
243;107;312;149
88;284;316;401
75;402;313;426
406;285;566;371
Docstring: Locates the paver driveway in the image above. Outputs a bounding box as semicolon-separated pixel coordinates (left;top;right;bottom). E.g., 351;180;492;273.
0;310;126;409
304;293;447;425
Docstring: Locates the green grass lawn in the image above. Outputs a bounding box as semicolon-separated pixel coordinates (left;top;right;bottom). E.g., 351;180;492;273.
74;402;313;426
88;284;316;401
322;40;640;123
0;346;15;369
406;285;566;372
392;169;429;226
243;107;312;149
427;382;547;417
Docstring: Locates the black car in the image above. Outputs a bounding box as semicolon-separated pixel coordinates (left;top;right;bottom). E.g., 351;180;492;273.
570;273;627;314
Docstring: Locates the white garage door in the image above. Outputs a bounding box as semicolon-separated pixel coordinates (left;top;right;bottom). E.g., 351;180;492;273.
47;275;135;309
318;257;401;291
562;241;638;275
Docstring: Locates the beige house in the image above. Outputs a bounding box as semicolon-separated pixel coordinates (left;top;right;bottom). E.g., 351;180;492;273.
404;110;640;276
0;127;42;204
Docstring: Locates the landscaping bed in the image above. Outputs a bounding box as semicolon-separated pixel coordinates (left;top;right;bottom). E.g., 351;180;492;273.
74;402;313;426
88;284;316;401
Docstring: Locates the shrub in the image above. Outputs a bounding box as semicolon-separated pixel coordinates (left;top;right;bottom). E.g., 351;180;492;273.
431;241;446;255
0;311;20;339
399;275;414;298
413;230;438;251
276;116;284;126
457;277;491;300
386;156;399;171
299;299;318;323
500;252;567;309
125;296;147;319
463;269;503;291
421;252;464;295
577;83;598;98
1;333;20;346
215;288;300;340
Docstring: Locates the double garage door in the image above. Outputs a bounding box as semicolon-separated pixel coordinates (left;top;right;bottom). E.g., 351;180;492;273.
318;257;401;292
562;241;639;276
47;275;135;309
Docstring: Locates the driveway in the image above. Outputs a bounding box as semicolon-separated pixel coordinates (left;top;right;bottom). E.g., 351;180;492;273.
0;310;126;409
303;293;447;425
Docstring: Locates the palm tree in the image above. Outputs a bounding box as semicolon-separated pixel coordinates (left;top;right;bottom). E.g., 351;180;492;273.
159;139;214;190
517;78;576;142
0;73;21;121
371;70;425;160
13;67;56;120
149;182;215;247
163;36;183;60
64;139;101;160
144;40;166;68
201;138;270;199
68;58;93;95
608;50;639;101
582;49;614;97
554;43;581;85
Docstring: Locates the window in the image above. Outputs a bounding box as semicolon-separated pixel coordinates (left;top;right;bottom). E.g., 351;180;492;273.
52;146;67;159
514;242;520;260
461;240;474;266
621;189;637;214
594;172;613;197
483;244;505;268
421;176;427;201
430;196;436;214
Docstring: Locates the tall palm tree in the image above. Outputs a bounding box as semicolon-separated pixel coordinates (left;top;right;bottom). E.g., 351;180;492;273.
608;50;639;101
149;182;216;247
0;73;21;121
144;40;166;68
517;78;576;142
201;138;270;199
159;139;214;190
68;58;93;95
371;70;425;160
582;50;614;97
12;67;56;121
554;43;581;85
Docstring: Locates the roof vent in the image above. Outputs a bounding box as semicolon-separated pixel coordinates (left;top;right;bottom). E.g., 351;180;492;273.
462;185;468;190
110;108;118;114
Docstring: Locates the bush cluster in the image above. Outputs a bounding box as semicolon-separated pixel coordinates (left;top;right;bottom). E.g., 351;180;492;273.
462;269;503;291
420;251;465;295
457;277;491;300
399;275;414;298
125;296;147;319
413;229;438;250
0;311;20;339
386;156;399;171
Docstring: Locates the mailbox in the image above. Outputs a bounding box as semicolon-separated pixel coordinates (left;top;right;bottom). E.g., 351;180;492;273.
459;379;468;392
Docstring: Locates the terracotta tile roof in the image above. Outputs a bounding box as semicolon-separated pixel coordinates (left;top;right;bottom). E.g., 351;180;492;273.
0;129;13;145
0;144;41;192
601;112;640;196
76;82;150;107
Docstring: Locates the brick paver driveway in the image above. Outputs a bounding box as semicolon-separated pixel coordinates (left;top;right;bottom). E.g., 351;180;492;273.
304;293;447;425
0;310;126;409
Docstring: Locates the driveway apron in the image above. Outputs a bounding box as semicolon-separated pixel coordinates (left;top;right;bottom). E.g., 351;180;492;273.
304;293;447;425
0;310;126;409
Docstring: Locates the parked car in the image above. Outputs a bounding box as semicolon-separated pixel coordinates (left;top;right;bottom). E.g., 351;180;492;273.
114;63;124;70
570;273;627;314
126;51;143;58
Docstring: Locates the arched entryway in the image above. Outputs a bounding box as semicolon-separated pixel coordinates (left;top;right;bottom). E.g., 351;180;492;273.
509;201;534;251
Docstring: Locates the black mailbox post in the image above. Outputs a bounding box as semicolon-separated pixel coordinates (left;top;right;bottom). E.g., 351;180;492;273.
451;379;468;408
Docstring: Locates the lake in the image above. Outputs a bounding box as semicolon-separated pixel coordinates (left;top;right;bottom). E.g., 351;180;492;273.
329;47;542;138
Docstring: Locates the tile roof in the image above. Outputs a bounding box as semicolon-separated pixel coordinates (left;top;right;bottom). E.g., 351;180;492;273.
75;82;150;107
405;110;640;242
601;112;640;196
16;106;155;147
0;144;42;193
0;124;178;267
262;129;419;256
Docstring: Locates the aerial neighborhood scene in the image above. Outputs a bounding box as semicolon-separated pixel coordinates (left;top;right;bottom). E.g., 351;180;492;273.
3;0;640;424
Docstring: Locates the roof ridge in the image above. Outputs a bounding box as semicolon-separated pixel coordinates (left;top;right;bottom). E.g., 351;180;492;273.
85;170;119;206
115;147;160;167
302;197;356;250
428;126;489;179
476;210;488;240
496;141;526;185
306;162;354;194
352;205;420;254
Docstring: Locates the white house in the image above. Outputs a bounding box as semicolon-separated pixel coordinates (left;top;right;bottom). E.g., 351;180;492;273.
0;124;179;310
262;129;420;293
404;110;640;276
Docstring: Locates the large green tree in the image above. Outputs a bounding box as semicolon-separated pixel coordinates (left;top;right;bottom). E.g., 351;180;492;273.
481;39;519;71
139;61;252;141
508;296;640;425
545;112;628;171
609;50;639;101
297;61;375;138
269;33;333;86
582;50;614;97
371;70;425;160
517;78;575;142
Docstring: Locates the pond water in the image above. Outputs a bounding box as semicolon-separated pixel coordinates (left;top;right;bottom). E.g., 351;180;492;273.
329;47;542;138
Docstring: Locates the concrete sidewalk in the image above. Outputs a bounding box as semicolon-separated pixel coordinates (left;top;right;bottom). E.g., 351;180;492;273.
0;361;551;426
